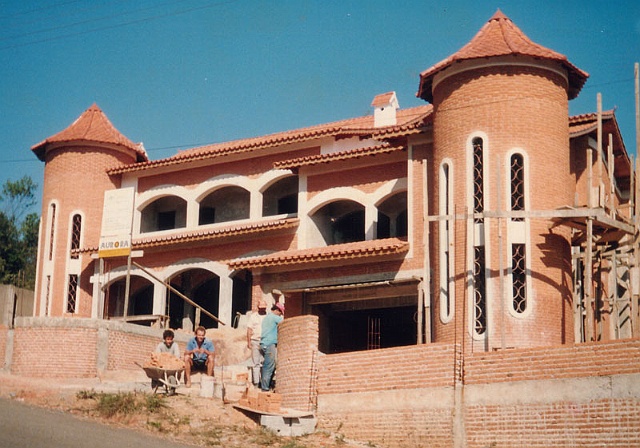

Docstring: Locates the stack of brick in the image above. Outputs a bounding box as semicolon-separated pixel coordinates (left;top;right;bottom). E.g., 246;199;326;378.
238;388;282;413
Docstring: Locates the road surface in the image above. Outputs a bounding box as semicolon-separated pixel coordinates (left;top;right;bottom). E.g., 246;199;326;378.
0;397;194;448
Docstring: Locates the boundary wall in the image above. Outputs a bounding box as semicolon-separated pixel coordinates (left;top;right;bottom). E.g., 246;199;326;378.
1;316;639;447
278;316;640;448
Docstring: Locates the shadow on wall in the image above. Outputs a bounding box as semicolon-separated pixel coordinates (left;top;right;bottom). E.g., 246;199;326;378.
0;284;34;328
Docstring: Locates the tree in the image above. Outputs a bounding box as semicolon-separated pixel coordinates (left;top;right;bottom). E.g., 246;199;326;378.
0;175;37;224
0;176;39;289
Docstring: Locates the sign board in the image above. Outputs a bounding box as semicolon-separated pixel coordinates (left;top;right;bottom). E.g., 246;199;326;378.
98;187;135;258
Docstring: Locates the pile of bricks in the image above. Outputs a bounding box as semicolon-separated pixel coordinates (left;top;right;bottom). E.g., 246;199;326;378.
238;388;282;413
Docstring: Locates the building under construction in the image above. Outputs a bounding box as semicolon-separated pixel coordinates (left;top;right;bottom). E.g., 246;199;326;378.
16;10;640;447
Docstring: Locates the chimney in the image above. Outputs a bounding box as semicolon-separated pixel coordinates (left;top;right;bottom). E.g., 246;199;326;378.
371;91;399;127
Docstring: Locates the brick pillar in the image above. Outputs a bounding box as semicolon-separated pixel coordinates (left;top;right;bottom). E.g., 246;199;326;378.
276;315;319;412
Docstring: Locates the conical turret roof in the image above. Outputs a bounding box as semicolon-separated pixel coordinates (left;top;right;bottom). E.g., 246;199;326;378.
31;103;148;162
417;10;588;102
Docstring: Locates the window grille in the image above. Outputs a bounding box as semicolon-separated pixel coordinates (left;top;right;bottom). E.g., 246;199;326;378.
473;246;486;334
67;274;78;314
512;244;527;313
510;154;525;221
70;214;82;258
472;138;484;223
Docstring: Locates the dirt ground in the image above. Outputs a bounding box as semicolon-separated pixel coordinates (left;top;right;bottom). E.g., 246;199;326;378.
0;372;368;448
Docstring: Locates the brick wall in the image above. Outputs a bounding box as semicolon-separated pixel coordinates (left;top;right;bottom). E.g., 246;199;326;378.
8;317;169;378
107;330;159;371
11;324;99;378
464;338;640;384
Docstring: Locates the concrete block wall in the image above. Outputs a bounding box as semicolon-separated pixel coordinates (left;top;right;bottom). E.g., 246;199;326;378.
0;325;7;370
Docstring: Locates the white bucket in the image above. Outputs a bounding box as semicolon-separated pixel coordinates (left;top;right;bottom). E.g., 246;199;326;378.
199;375;215;398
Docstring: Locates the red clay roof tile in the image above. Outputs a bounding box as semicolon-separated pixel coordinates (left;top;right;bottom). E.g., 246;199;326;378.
228;237;409;270
273;143;405;169
31;103;148;162
106;105;432;175
417;10;588;102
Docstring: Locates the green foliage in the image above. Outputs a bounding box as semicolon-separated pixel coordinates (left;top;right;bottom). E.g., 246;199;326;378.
96;392;140;418
0;176;39;289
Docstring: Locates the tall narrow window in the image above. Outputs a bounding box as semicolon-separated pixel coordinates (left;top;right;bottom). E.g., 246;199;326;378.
472;138;484;224
509;152;528;314
512;244;526;313
70;214;82;259
474;246;487;334
67;274;78;313
48;203;56;261
510;154;525;221
439;161;454;322
471;137;486;334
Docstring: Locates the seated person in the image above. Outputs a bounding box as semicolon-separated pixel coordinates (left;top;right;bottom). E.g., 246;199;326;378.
155;329;180;357
183;326;215;388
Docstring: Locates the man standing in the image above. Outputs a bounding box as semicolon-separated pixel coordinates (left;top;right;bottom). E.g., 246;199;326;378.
183;326;215;388
260;302;284;391
246;300;268;387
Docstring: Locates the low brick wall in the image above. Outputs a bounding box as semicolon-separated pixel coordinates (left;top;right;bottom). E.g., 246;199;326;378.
464;338;640;384
7;317;182;378
316;343;460;448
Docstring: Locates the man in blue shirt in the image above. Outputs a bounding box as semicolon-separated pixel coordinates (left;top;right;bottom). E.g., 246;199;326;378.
260;302;284;391
184;326;215;388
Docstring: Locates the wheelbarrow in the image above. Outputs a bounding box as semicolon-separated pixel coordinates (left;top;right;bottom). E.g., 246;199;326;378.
137;363;184;395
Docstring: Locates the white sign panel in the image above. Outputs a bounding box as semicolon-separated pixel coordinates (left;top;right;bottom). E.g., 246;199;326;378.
99;187;135;258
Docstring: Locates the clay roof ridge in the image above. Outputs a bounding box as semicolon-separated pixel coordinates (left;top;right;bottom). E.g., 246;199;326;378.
31;103;148;162
417;10;589;102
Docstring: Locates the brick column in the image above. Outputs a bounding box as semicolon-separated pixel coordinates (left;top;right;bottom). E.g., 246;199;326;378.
276;315;319;412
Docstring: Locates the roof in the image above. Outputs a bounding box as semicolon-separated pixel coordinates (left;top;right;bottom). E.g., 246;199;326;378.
106;105;432;175
569;110;631;183
227;237;409;270
273;143;405;170
31;103;148;162
76;218;299;254
417;10;588;102
371;92;397;107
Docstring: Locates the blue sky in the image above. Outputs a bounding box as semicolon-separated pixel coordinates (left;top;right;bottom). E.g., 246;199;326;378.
1;1;639;215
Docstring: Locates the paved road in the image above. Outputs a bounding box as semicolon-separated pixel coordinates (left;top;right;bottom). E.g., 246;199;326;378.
0;397;194;448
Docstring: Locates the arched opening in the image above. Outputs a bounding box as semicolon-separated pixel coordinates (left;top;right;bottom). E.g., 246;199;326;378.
199;186;250;225
262;176;298;217
105;276;154;320
167;269;220;330
376;191;408;239
311;200;365;245
231;270;253;326
140;196;187;233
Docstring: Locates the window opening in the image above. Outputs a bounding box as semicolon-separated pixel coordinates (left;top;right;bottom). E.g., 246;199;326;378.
512;244;526;313
439;162;453;321
510;154;525;221
67;274;78;313
472;138;484;223
473;246;487;334
367;316;381;350
48;203;56;260
70;214;82;258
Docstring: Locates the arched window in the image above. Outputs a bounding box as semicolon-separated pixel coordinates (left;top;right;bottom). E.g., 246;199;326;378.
471;137;486;335
439;161;454;322
70;214;82;259
509;152;528;314
48;203;56;261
